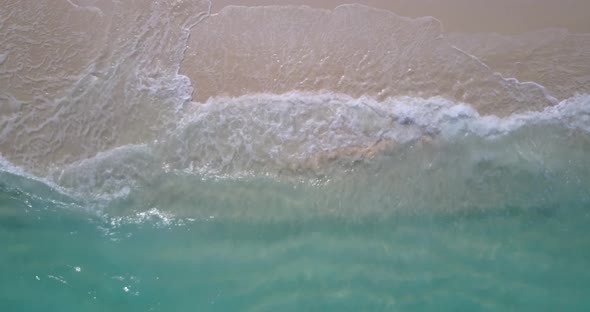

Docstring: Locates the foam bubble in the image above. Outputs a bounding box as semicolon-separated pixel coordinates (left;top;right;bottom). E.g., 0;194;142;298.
3;93;589;214
163;92;590;179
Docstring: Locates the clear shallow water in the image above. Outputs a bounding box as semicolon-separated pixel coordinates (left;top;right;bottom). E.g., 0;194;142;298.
2;182;590;311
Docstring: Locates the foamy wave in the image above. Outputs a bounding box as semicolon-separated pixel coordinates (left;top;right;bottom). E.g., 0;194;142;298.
13;92;579;204
3;93;590;198
52;144;156;202
2;93;590;220
166;93;590;176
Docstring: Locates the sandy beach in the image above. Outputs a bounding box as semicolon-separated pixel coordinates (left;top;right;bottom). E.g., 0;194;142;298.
213;0;590;33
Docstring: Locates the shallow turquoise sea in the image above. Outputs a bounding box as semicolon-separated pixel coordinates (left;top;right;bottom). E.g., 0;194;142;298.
2;170;590;311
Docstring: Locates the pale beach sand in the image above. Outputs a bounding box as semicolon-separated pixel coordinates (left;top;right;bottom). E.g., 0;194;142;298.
213;0;590;33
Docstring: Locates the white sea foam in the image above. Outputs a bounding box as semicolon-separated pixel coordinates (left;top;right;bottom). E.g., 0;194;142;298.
4;92;579;206
3;92;590;197
164;93;590;177
0;154;72;199
1;93;590;221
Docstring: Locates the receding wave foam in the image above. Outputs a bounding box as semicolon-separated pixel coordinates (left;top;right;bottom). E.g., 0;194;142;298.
167;93;590;178
2;93;589;221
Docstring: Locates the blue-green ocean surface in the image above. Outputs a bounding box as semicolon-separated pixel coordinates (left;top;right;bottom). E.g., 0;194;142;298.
1;185;590;311
2;121;590;311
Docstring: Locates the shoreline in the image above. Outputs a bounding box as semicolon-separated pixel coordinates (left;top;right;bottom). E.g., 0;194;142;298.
212;0;590;33
180;4;557;115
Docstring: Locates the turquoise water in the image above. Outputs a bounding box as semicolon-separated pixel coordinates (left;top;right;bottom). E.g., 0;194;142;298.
2;137;590;311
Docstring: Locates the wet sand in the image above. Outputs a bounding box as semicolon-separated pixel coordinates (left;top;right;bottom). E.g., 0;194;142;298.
180;3;557;113
178;1;590;107
212;0;590;33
